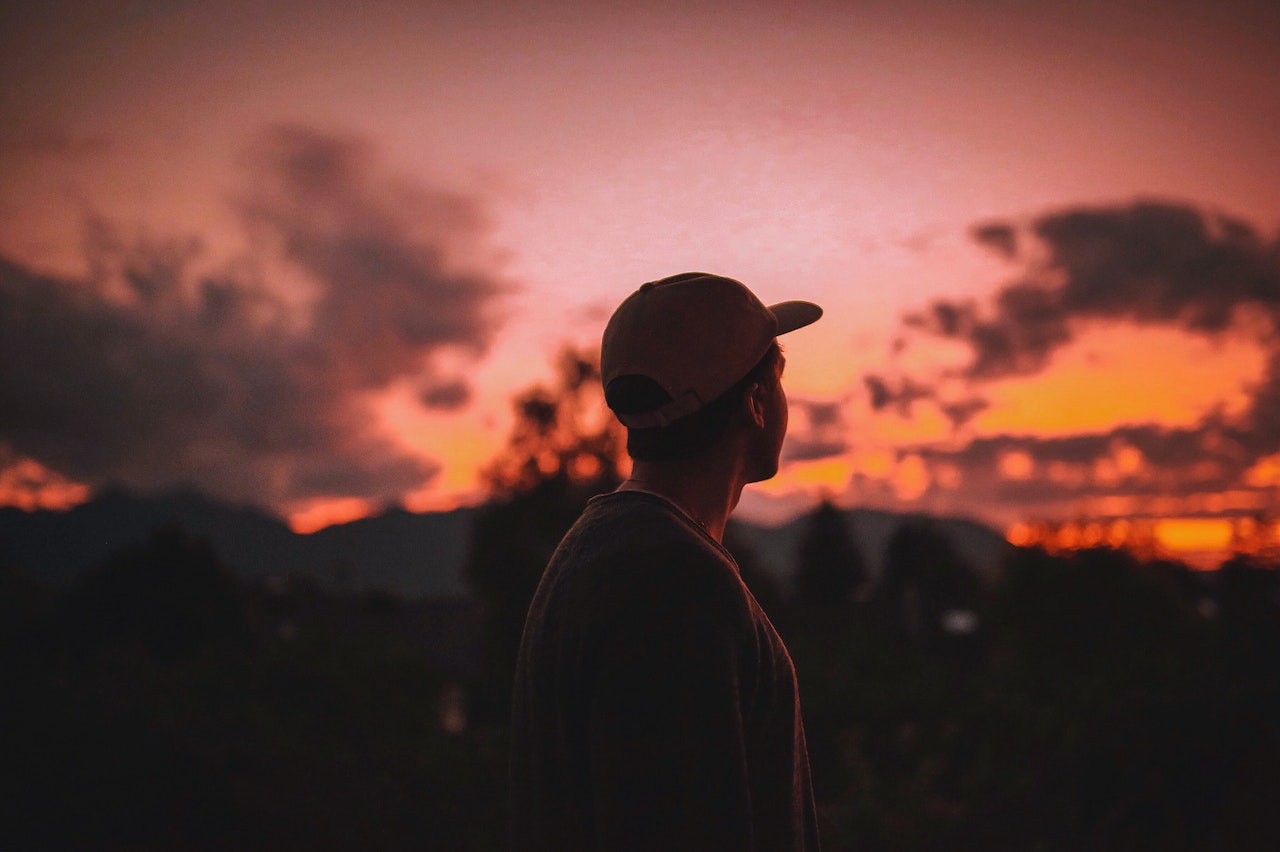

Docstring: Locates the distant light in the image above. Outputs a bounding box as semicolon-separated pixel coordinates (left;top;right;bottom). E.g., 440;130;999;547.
570;454;601;480
1106;519;1130;548
998;451;1034;481
893;454;930;501
940;608;979;635
439;682;468;735
1154;518;1234;553
1006;522;1034;547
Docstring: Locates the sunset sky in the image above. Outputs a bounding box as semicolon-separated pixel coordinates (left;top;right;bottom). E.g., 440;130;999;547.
2;0;1278;560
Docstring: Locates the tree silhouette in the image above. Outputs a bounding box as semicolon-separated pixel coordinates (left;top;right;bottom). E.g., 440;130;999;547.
479;346;627;498
723;520;786;624
974;545;1234;849
72;524;242;662
879;520;980;645
794;499;866;605
991;545;1202;674
465;346;626;718
1214;554;1280;694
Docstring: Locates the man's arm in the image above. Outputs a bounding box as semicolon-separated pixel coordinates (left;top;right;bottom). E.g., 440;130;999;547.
586;552;759;852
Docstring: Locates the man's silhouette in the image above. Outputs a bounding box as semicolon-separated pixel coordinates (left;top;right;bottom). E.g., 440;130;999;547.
510;272;823;851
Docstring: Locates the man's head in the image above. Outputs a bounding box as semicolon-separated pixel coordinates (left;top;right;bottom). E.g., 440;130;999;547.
601;272;821;473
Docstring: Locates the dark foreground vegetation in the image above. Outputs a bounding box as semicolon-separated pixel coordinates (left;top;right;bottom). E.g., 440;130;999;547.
3;510;1278;851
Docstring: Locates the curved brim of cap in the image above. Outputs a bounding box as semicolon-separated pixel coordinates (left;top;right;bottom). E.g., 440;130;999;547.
770;300;823;335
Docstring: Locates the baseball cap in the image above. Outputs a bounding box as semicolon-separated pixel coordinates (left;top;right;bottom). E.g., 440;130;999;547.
601;272;822;429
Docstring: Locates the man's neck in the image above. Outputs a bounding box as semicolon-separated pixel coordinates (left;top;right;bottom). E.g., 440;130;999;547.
618;455;748;543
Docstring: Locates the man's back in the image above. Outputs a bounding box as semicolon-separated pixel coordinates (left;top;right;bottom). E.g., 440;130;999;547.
509;490;820;852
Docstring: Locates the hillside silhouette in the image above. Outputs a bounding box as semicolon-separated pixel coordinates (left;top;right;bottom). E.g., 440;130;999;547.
0;488;480;599
0;488;1008;601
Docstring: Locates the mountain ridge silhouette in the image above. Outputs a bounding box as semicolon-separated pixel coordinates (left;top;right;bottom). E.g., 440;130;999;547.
1;489;1011;599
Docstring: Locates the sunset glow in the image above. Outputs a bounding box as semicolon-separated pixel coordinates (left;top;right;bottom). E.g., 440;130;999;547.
0;457;91;512
1154;518;1236;556
287;497;379;535
972;325;1268;438
2;0;1277;569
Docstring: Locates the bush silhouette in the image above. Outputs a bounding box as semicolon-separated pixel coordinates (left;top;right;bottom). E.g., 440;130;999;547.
794;499;866;605
73;524;242;662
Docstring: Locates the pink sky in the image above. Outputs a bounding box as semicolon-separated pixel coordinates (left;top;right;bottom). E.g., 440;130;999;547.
2;0;1278;556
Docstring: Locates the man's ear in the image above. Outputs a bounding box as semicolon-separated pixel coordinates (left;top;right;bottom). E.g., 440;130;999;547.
744;382;767;429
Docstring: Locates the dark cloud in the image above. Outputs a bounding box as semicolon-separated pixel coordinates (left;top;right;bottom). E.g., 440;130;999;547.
1239;350;1280;457
971;221;1018;260
864;375;898;410
419;378;472;411
0;126;508;509
803;399;843;429
914;416;1261;510
922;427;1195;477
871;200;1280;522
783;398;850;462
783;438;849;464
864;374;934;415
909;201;1280;382
938;397;989;429
905;285;1074;380
1037;203;1279;333
239;126;506;384
863;375;986;430
895;199;1280;452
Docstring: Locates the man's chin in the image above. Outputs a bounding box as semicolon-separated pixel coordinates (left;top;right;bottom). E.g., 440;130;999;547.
745;462;780;485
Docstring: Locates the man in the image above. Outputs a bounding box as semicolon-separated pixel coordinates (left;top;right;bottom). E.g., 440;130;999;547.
510;272;823;851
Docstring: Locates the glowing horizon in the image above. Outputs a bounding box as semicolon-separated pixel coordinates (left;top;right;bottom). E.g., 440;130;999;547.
2;1;1277;566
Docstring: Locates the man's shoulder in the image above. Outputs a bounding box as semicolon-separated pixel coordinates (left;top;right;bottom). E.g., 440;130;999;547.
575;489;700;529
552;491;744;601
565;491;730;563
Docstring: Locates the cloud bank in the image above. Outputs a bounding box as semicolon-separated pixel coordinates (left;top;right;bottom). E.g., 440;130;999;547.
848;200;1280;521
0;127;508;510
908;201;1280;381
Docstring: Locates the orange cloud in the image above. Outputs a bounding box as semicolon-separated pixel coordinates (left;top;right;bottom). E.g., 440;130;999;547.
893;454;930;501
1245;453;1280;487
973;324;1267;438
998;450;1034;480
285;496;376;534
0;453;90;511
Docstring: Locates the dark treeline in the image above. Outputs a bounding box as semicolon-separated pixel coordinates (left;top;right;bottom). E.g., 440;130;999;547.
780;531;1280;851
2;525;503;851
4;506;1280;850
